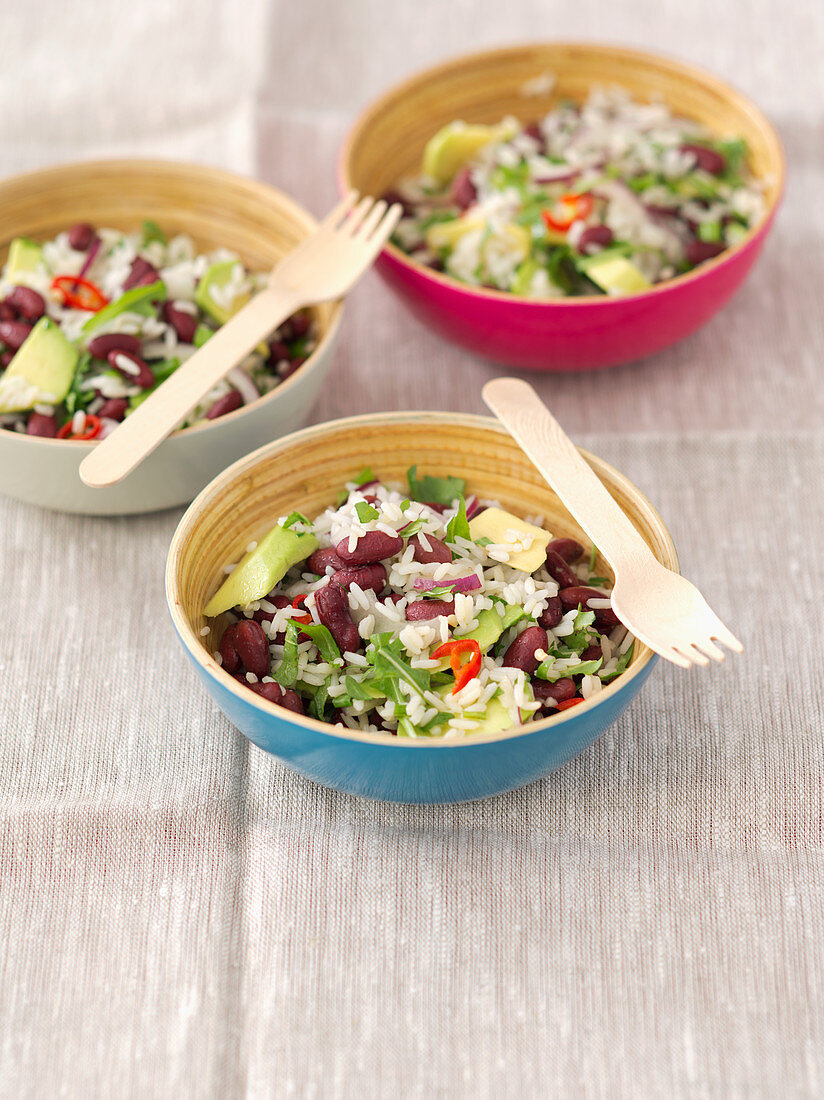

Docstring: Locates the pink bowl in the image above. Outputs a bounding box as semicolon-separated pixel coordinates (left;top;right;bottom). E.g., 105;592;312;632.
341;42;785;371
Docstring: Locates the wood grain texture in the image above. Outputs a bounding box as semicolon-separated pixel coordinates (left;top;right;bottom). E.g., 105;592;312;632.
168;411;679;693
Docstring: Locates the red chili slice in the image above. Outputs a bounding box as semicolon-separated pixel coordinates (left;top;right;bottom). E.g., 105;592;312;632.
291;594;312;625
556;698;583;711
56;413;102;441
542;193;594;233
51;274;109;312
432;638;483;694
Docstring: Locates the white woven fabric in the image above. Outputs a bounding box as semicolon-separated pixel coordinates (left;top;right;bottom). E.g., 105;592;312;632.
1;1;823;1096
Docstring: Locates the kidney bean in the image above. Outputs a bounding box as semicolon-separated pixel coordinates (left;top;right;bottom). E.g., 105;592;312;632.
278;357;306;382
381;189;415;217
162;301;197;344
580;643;603;663
686;239;726;266
206;390;243;419
5;286;45;322
97;397;129;421
538;595;563;630
26;412;58;437
0;320;32;351
450;167;477;210
0;303;16;322
220;624;242;673
123;257;160;290
269;339;291;362
314;583;361;654
545;547;579;588
522;122;546;151
559;586;620;631
335;530;403;565
233;619;271;678
107;348;154;389
405;599;454;621
0;350;13;369
409;532;451;564
680;143;726;176
87;333;141;360
289;312;311;338
306;548;343;575
248;680;284;704
502;625;548;675
546;537;584;564
331;563;387;594
531;677;576;705
577;225;614;255
278;688;305;714
68;222;96;251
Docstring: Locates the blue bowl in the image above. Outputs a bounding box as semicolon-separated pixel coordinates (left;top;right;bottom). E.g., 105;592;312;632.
166;412;677;803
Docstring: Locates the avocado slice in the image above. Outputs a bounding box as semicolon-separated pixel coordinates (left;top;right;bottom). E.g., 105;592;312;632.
456;604;525;652
423;122;502;184
582;255;651;295
83;280;167;336
5;238;44;284
195;261;249;325
469;507;552;573
203;523;319;617
434;686;519;734
0;317;78;412
426;218;530;265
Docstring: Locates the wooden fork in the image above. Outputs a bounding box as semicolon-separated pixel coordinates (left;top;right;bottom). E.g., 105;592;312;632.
483;377;743;670
79;192;401;489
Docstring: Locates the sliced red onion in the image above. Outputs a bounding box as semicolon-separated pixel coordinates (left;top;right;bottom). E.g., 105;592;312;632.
226;367;260;406
413;574;481;593
533;167;580;186
464;494;481;520
78;236;101;281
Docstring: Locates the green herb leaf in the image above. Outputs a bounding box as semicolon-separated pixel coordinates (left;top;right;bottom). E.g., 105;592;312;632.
141;219;166;246
282;511;310;530
273;620;300;687
535;656;603;681
445;495;470;543
587;575;612;587
422;585;455;600
588;543;598;572
354;465;375;486
475;536;493;548
194;323;214;348
344;676;386;702
600;642;634;682
355;501;379;523
309;682;330;720
698;220;723;243
407;465;466;506
564;608;597;652
336;489;348;507
299;622;341;664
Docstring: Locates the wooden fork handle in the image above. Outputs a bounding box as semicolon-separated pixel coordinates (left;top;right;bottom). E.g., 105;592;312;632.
482;378;657;572
79;284;301;489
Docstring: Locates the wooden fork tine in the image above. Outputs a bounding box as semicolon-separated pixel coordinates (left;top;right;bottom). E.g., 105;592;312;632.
358;199;388;239
343;196;376;235
712;623;744;653
694;638;727;663
319;189;360;231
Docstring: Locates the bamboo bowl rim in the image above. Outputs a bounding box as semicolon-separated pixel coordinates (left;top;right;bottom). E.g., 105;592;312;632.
166;410;677;748
340;41;786;306
0;157;344;450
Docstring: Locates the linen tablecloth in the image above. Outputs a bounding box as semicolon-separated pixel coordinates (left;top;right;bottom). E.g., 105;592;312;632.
2;1;823;1096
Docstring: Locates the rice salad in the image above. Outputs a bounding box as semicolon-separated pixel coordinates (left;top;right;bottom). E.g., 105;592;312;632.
387;85;766;298
0;220;316;439
204;468;636;739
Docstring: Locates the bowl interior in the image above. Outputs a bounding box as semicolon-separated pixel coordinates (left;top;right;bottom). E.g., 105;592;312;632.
168;413;678;739
0;158;341;392
343;42;784;258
